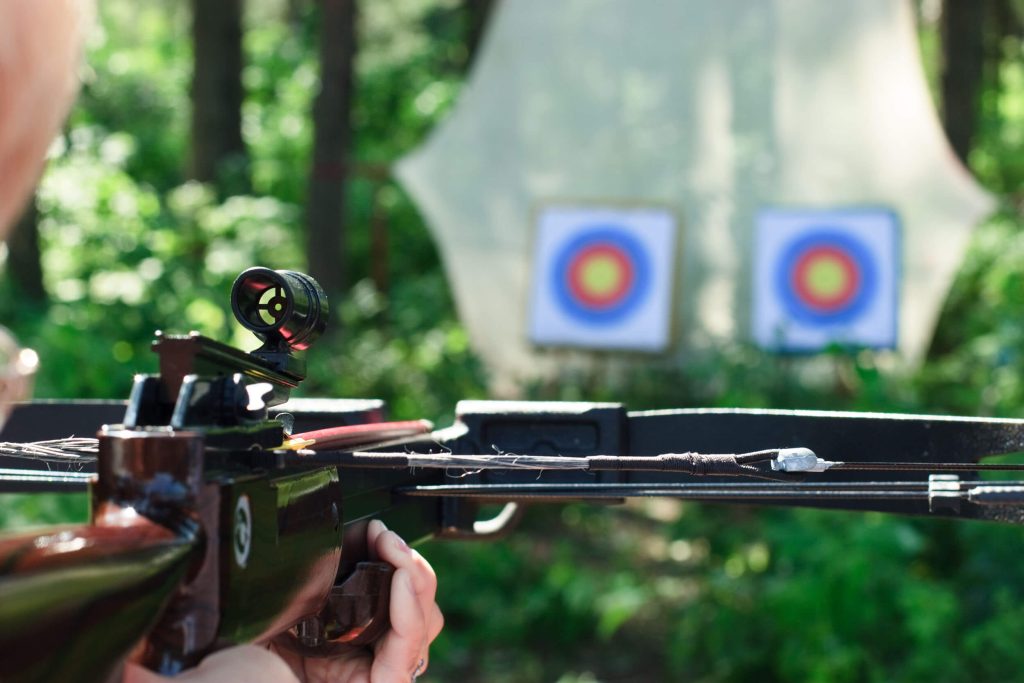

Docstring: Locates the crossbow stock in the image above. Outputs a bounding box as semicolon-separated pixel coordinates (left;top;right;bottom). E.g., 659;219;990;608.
2;267;1024;682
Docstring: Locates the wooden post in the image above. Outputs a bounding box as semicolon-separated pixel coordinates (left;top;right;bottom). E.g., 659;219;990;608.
307;0;357;299
189;0;247;187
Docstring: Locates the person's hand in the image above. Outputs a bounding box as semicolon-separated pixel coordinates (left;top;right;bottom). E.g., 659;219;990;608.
269;520;443;682
124;520;443;683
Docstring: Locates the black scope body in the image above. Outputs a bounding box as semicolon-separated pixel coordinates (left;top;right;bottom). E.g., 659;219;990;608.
230;268;329;351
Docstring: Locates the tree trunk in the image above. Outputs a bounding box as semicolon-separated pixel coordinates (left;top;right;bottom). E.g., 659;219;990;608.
8;196;46;302
940;0;987;164
285;0;310;27
994;0;1022;39
369;183;389;296
306;0;357;298
189;0;247;188
464;0;495;69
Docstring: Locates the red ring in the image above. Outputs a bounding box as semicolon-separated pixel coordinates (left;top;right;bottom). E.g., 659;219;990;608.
791;246;859;311
567;244;634;309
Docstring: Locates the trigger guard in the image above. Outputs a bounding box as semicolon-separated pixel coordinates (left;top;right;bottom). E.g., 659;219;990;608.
273;561;394;657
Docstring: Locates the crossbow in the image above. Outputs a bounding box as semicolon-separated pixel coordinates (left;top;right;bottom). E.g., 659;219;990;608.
2;267;1024;682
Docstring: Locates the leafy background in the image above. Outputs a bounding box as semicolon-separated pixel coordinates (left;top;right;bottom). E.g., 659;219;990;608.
1;1;1024;681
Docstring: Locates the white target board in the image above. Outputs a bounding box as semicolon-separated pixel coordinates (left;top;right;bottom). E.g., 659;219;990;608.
753;208;900;352
528;206;677;351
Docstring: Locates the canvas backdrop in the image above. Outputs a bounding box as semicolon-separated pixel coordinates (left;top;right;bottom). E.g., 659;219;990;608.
396;0;994;388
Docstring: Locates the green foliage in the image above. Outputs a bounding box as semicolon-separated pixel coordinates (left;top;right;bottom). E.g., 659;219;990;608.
244;19;317;203
1;2;1024;682
0;494;88;529
74;2;190;192
922;210;1024;415
0;0;474;411
972;36;1024;198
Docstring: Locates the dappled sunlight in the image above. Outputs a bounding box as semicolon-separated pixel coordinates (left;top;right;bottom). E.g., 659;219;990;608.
0;0;1022;681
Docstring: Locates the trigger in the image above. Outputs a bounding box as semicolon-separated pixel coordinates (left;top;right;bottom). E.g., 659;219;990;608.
274;561;394;657
323;561;394;647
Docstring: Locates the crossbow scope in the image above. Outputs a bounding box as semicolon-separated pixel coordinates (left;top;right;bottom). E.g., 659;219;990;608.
230;267;329;353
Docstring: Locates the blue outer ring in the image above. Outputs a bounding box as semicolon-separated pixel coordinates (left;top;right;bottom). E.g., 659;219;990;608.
775;230;877;326
552;226;651;326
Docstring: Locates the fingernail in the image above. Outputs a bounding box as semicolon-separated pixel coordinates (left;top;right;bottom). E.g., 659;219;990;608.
369;519;387;534
393;533;411;553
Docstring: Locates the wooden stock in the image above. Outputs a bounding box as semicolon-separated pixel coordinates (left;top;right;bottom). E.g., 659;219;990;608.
0;508;200;683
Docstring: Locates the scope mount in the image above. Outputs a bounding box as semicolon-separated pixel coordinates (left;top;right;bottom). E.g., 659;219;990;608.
121;268;329;443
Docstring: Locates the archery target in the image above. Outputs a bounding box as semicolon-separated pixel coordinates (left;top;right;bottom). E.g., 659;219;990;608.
529;206;676;351
754;208;900;351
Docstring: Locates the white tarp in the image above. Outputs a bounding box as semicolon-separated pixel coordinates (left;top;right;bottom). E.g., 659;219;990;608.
396;0;994;386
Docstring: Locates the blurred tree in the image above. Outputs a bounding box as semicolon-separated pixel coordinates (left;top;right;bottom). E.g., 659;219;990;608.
307;0;357;297
7;199;45;302
994;0;1024;42
940;0;988;163
189;0;248;189
285;0;310;26
464;0;495;66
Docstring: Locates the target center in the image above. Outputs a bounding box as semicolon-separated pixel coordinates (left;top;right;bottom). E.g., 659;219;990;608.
792;244;860;311
805;256;847;299
580;255;623;296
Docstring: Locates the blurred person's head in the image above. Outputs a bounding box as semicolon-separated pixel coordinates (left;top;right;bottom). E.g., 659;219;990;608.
0;0;89;407
0;0;90;234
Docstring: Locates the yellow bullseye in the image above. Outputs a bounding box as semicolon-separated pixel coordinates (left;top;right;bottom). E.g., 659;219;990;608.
579;254;623;296
805;255;847;298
